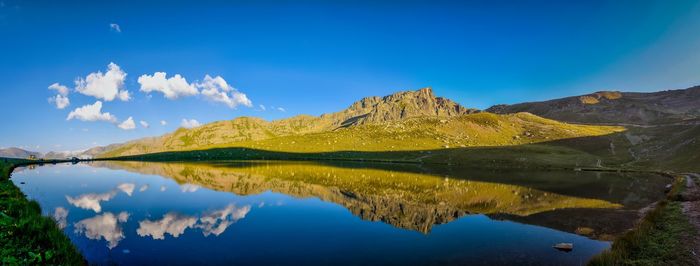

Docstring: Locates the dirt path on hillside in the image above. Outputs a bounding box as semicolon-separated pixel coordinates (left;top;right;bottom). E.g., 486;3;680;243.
681;173;700;265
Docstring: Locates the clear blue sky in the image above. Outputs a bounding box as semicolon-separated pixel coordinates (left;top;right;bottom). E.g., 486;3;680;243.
1;0;700;152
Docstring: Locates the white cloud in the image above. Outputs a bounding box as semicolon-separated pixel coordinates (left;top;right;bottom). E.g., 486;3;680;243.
277;107;286;112
48;83;70;109
49;94;70;109
117;183;135;196
138;72;199;100
66;191;117;213
160;120;167;126
180;119;201;129
74;212;129;249
48;83;69;96
53;207;69;229
109;23;121;33
259;104;266;111
197;75;252;108
139;120;149;128
75;62;130;102
67;101;117;122
118;117;136;130
137;213;198;240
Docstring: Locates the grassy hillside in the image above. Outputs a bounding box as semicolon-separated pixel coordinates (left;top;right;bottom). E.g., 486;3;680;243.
100;112;624;169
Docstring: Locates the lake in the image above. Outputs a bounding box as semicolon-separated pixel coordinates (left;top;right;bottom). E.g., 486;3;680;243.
11;161;669;265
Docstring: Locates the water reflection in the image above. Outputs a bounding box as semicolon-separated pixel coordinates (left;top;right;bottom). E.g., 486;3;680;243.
74;212;130;249
66;190;117;213
137;212;197;240
10;161;669;265
137;204;251;240
52;207;69;229
95;160;623;234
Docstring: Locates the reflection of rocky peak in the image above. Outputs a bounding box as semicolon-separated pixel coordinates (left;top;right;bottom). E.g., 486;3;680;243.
92;161;619;233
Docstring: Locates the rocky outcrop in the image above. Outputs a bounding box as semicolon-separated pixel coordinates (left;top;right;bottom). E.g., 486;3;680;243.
323;87;477;127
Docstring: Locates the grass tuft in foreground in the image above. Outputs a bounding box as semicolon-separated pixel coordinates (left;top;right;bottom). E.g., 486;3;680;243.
588;176;696;266
0;159;84;265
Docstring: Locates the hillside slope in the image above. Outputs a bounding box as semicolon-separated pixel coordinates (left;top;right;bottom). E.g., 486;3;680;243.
486;86;700;171
486;87;700;125
0;148;41;159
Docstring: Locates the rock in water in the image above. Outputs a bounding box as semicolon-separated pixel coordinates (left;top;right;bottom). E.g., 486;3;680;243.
553;243;573;252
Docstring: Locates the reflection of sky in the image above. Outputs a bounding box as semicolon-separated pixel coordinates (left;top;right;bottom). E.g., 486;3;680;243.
12;163;611;265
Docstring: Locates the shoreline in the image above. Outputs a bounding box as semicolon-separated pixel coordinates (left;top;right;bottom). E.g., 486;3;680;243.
0;158;85;265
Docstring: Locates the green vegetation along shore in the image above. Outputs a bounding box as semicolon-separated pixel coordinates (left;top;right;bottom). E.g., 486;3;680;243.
588;175;697;265
0;158;84;265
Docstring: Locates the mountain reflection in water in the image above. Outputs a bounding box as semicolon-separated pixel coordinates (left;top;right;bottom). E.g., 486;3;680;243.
12;161;668;265
93;160;662;235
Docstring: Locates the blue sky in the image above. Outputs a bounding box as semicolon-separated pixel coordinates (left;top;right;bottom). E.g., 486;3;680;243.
1;0;700;152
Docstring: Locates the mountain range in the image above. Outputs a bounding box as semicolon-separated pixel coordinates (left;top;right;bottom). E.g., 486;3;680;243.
7;86;699;172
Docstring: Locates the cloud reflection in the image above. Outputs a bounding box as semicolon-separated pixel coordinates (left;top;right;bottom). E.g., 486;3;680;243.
52;207;69;229
137;204;251;240
74;212;130;249
66;191;117;213
137;213;198;240
198;204;251;237
117;183;136;196
180;184;199;193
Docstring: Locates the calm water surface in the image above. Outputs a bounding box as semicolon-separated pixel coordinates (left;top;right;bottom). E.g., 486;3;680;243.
12;161;668;265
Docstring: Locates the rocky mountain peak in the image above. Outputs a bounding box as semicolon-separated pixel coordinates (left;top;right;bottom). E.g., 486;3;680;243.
326;87;476;127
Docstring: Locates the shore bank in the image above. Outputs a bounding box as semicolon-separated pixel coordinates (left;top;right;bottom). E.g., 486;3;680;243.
0;158;84;265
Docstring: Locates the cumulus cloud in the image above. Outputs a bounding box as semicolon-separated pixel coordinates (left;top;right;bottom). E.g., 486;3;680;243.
138;72;199;100
118;117;136;130
49;94;70;109
117;183;135;196
66;191;117;213
137;213;198;240
66;101;117;122
180;119;201;128
53;207;69;229
139;120;149;128
48;83;70;109
197;75;252;108
109;23;121;33
75;62;130;102
74;212;129;249
160;120;167;126
48;83;70;96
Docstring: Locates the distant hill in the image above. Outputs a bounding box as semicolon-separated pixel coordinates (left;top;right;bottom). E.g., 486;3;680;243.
0;148;41;159
486;86;700;125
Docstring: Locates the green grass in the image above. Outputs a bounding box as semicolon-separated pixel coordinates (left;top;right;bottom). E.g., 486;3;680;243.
0;158;84;265
588;176;696;266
